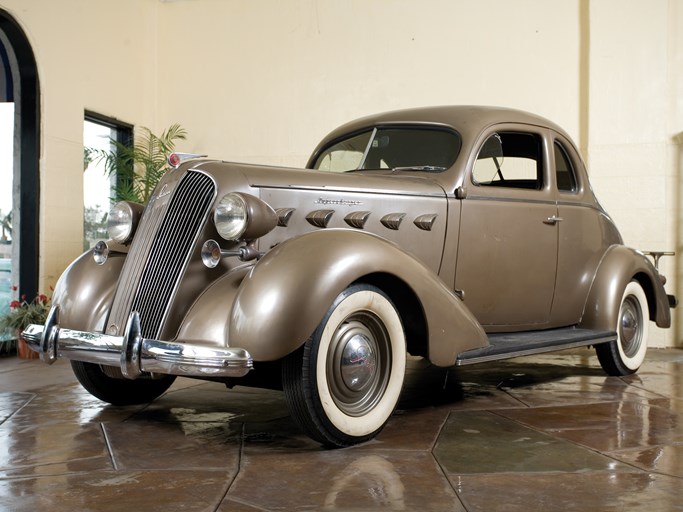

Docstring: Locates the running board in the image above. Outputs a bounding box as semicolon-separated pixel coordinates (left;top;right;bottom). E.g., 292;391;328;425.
456;328;617;366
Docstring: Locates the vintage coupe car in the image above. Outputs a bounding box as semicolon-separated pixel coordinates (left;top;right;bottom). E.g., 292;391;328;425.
25;106;675;447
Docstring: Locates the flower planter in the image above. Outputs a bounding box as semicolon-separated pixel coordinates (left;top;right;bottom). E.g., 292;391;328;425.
18;333;39;360
0;291;51;359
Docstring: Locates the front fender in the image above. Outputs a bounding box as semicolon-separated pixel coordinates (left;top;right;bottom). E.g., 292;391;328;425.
176;265;251;347
580;245;671;331
51;247;126;333
228;229;487;365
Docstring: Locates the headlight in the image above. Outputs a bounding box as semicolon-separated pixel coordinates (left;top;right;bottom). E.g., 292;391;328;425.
213;192;278;242
108;201;143;244
214;193;248;241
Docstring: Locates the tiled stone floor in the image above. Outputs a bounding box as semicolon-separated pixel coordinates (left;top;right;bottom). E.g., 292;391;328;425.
1;348;682;511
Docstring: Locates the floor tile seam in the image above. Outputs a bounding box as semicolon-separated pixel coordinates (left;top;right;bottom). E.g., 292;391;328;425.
163;381;217;396
430;410;471;512
488;416;658;432
0;390;34;399
0;467;239;483
122;401;156;422
606;442;683;456
497;388;532;408
444;467;646;478
509;428;683;474
430;409;453;454
646;471;683;480
602;445;683;479
216;422;245;511
101;467;237;473
0;455;110;477
117;466;239;472
491;396;655;414
0;393;37;426
100;422;118;470
491;413;683;434
487;408;601;442
433;451;470;510
617;378;672;400
485;408;653;472
220;495;275;512
349;447;435;453
597;459;683;481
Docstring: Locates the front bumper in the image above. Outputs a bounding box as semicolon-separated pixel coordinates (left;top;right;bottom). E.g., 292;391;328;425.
22;306;253;379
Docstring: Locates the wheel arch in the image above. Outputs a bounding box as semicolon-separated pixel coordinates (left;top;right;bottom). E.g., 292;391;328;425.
580;245;671;331
633;271;658;323
355;272;429;359
228;229;487;364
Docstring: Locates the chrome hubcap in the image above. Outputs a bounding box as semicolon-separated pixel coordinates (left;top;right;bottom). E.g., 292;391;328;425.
619;296;642;358
327;314;390;417
341;333;376;391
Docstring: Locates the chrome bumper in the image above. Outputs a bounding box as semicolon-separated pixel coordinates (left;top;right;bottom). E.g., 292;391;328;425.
22;306;253;379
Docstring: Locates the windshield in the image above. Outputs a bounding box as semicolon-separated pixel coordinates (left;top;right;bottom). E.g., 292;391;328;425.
313;127;461;173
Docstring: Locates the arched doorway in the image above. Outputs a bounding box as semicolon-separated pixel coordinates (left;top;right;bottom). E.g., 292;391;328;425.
0;8;40;302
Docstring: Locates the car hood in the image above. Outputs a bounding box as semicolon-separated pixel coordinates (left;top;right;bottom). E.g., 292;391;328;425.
203;160;448;198
179;159;450;276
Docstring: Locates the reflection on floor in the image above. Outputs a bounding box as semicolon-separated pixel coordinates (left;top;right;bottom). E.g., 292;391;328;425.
1;348;682;511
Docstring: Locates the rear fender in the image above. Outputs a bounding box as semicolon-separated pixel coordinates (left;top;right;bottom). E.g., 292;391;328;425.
580;245;671;330
227;229;487;364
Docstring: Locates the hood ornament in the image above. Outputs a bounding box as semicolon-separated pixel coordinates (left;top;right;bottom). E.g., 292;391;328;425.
167;152;208;168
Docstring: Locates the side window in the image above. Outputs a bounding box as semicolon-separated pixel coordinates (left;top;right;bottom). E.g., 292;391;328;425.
554;142;577;192
315;131;372;172
472;132;543;190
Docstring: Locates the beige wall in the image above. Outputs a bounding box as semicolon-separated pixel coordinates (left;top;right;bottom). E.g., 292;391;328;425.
586;0;682;347
2;0;681;346
1;0;159;287
155;0;582;166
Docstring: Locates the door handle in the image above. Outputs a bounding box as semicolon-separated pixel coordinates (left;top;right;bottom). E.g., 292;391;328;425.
544;215;563;225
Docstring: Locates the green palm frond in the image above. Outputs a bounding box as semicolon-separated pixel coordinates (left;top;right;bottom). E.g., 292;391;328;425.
85;124;187;204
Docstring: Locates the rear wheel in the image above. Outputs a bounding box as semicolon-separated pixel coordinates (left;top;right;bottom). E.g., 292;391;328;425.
283;284;406;447
596;280;649;376
71;361;176;405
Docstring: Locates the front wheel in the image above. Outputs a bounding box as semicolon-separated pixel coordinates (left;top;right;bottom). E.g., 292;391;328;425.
283;284;406;448
71;361;176;405
596;280;649;376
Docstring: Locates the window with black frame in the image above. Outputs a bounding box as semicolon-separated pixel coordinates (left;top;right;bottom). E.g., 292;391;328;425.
473;132;543;190
554;141;578;192
83;111;133;250
313;127;461;173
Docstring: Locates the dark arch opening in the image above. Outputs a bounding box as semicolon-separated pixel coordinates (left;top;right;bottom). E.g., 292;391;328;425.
0;8;40;301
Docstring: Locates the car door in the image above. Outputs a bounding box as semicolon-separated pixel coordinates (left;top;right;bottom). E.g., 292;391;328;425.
454;127;559;329
549;133;613;327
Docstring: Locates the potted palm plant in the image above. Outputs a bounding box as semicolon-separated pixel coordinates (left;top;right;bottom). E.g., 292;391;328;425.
85;123;187;204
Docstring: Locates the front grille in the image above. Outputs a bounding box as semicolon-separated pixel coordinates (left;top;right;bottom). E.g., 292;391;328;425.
107;170;216;339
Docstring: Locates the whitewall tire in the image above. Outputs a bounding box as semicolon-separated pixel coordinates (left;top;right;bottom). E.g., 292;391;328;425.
283;284;406;447
596;280;649;376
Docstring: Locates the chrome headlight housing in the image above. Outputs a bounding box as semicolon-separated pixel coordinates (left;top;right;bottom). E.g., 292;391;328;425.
214;193;249;241
108;201;143;244
213;192;277;242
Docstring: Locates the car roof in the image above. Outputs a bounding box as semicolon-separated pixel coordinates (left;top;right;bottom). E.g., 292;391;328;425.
311;105;571;157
